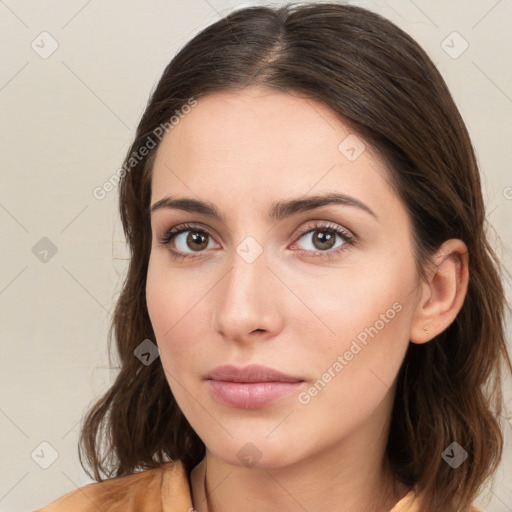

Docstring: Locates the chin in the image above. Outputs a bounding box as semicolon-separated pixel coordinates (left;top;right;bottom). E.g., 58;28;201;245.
205;434;305;470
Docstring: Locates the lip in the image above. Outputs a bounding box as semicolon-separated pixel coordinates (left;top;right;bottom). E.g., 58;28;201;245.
205;364;305;409
205;364;303;383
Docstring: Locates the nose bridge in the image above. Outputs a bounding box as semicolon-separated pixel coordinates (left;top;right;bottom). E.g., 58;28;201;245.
214;239;279;340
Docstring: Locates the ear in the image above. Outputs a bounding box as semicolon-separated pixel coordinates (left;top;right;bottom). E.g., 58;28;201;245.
410;239;469;344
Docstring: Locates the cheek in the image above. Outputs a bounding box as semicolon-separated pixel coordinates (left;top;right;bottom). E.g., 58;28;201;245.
293;280;413;438
146;259;170;341
146;257;209;376
146;265;202;418
306;257;414;336
294;253;417;383
146;259;182;363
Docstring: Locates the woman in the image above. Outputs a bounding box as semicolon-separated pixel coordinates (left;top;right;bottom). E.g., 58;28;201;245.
35;2;511;511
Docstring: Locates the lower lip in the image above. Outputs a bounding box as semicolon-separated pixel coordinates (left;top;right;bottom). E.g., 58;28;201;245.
208;380;303;409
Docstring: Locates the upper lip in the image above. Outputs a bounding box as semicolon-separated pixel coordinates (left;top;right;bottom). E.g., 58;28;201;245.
205;364;303;383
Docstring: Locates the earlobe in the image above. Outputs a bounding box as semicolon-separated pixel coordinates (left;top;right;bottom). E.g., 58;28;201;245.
409;239;469;344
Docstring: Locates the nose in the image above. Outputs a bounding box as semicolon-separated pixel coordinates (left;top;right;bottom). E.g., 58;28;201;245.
213;247;284;344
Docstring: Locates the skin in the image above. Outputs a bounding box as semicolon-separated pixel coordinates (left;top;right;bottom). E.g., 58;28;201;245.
146;86;469;512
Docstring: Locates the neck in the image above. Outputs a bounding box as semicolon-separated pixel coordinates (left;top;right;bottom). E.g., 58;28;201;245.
190;420;410;512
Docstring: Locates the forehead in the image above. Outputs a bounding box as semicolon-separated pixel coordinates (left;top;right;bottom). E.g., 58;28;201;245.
150;87;397;219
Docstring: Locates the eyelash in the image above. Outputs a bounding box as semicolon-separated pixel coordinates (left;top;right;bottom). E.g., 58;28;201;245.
158;221;357;261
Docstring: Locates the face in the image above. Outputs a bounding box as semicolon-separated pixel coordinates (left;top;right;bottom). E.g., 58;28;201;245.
146;86;423;469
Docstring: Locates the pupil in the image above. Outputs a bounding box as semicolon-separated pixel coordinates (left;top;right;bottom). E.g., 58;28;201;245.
188;232;207;251
315;231;335;250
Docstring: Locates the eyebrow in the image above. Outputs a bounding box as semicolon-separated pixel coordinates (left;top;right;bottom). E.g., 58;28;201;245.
150;192;378;223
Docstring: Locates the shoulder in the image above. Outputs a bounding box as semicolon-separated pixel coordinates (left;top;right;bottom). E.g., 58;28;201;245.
33;460;188;512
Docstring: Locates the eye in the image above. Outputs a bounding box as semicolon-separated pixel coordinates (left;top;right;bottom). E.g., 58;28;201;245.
158;223;219;260
158;221;357;261
290;221;356;260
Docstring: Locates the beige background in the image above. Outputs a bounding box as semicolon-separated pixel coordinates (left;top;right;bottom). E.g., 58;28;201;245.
0;1;511;510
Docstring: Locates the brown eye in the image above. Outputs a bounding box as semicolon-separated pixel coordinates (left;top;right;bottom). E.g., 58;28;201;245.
295;225;352;252
310;230;337;251
169;229;215;254
185;231;209;251
159;223;220;259
290;222;357;260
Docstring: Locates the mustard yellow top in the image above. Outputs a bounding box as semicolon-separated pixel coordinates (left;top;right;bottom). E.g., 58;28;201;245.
34;459;483;512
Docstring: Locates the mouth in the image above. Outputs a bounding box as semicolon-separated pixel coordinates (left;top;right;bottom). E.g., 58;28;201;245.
205;363;304;383
205;364;305;409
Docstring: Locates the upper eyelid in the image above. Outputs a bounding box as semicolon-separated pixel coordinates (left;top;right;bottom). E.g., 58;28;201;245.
162;220;354;246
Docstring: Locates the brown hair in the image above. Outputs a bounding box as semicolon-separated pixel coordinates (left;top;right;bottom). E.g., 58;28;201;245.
79;3;512;511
